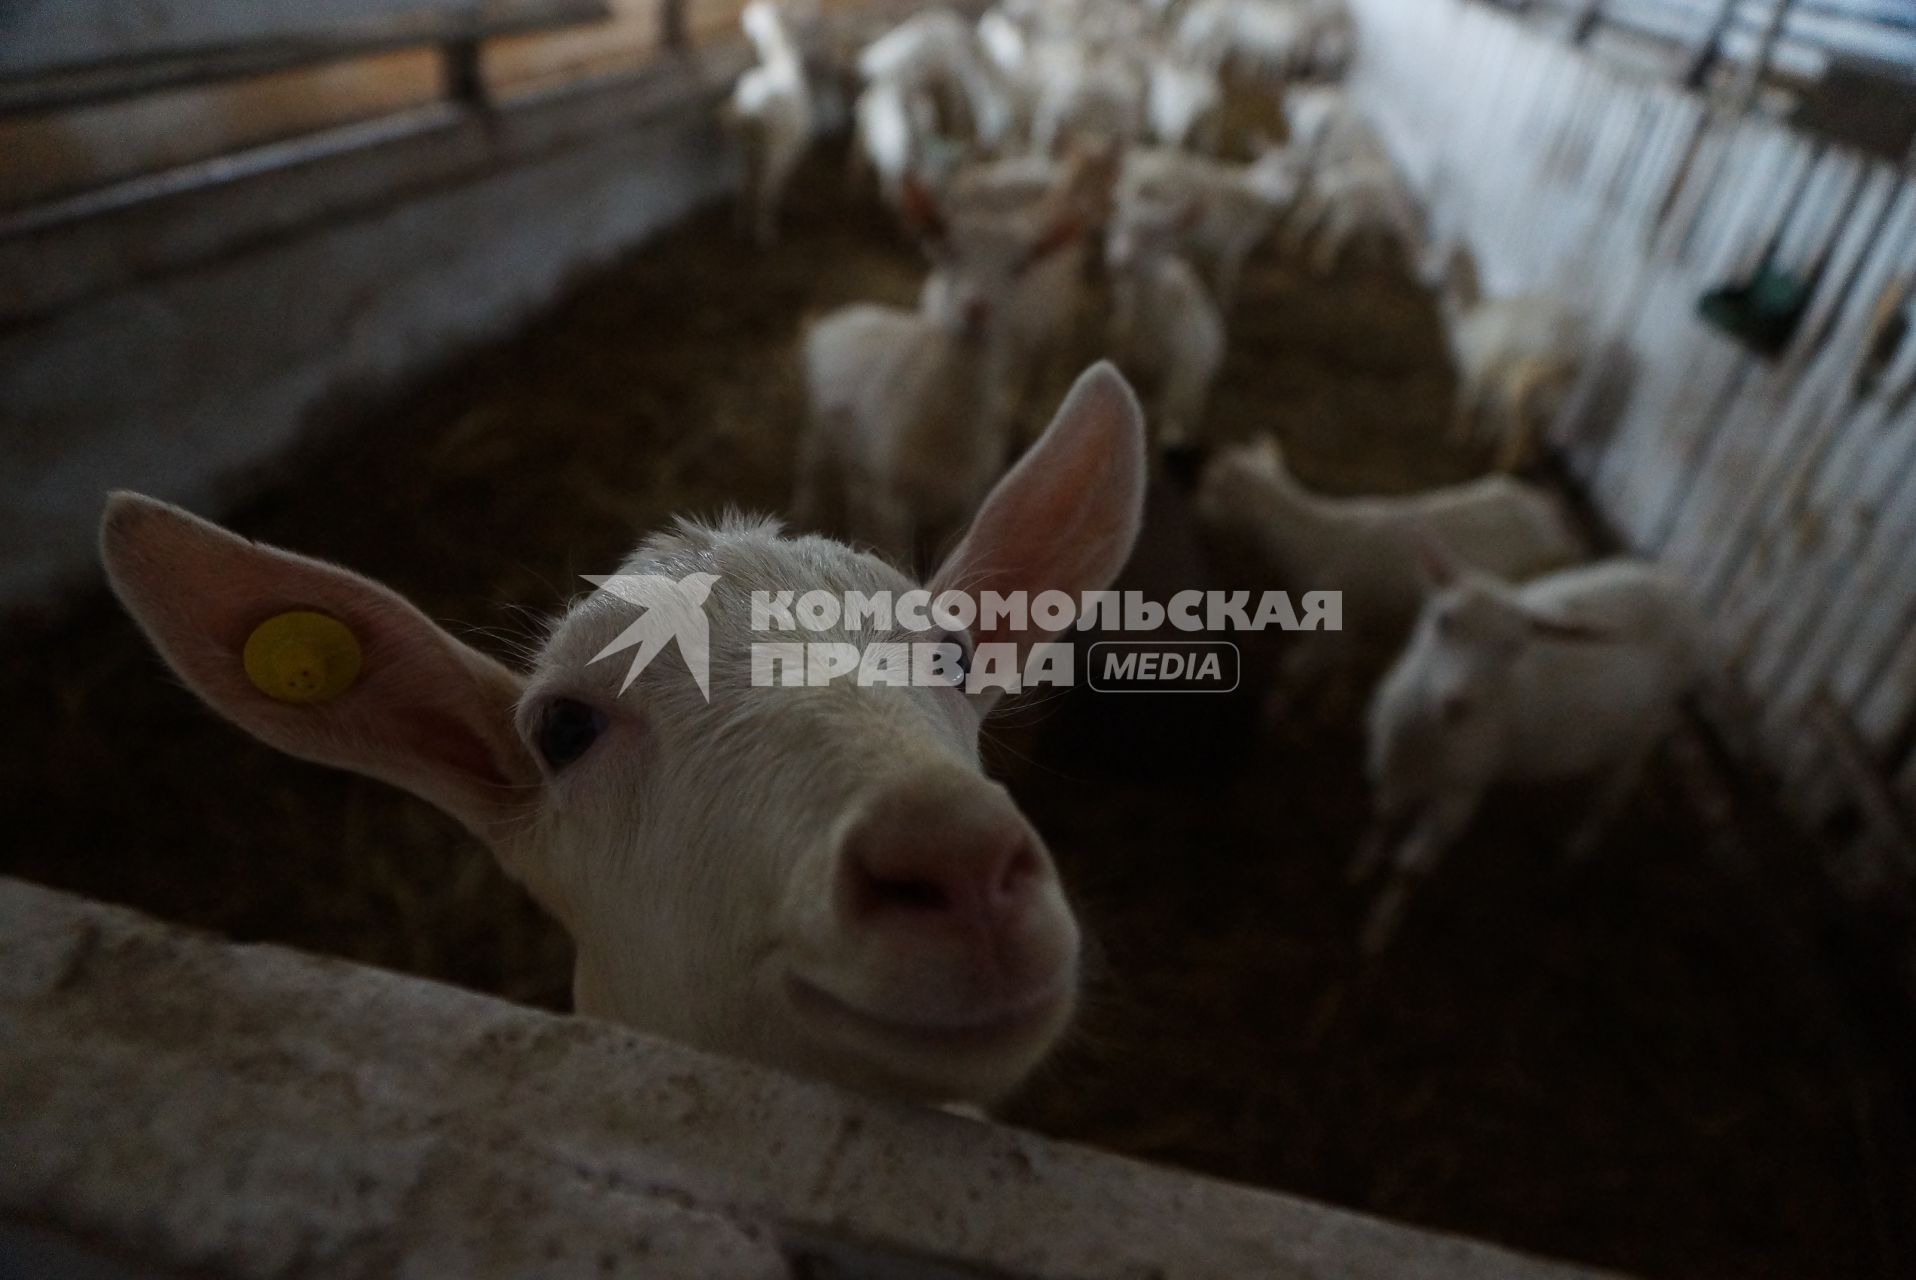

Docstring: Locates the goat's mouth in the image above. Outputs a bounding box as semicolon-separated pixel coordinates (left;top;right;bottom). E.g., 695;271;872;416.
783;970;1073;1057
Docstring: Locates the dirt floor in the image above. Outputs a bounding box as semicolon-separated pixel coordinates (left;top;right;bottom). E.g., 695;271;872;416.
3;148;1913;1279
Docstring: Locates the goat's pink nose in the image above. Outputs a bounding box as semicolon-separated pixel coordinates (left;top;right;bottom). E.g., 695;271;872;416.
839;785;1047;932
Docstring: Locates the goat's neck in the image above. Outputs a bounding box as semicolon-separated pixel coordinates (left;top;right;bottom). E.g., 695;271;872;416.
1247;471;1341;570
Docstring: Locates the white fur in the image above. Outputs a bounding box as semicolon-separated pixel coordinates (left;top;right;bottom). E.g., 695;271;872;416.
797;299;1011;567
1107;220;1225;450
1356;558;1703;950
1284;153;1422;276
99;368;1149;1108
940;154;1115;426
727;2;817;245
1029;44;1147;156
1145;52;1224;152
1114;145;1303;302
796;198;1086;564
1283;84;1383;168
859;8;1012;152
1175;0;1315;80
1434;251;1589;471
1195;434;1584;641
853;78;946;201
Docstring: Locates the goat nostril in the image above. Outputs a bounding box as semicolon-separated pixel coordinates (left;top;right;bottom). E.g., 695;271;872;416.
995;841;1042;903
878;874;949;913
848;856;953;920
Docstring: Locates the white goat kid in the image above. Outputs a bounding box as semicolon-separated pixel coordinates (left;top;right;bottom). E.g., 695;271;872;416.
797;184;1086;569
941;149;1118;428
1029;43;1147;157
1281;84;1382;169
1175;0;1315;83
1145;51;1225;153
859;8;1013;153
727;1;817;245
1194;434;1583;646
1284;153;1422;276
1356;553;1704;953
100;364;1148;1107
1115;145;1302;303
1433;248;1589;472
1106;208;1226;454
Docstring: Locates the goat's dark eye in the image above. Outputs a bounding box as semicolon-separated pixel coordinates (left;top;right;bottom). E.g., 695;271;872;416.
537;698;607;770
935;631;973;687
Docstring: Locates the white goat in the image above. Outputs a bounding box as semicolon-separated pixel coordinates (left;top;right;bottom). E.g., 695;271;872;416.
1106;208;1225;453
1194;434;1583;646
1356;553;1703;952
853;78;957;203
1145;51;1224;153
1028;43;1148;157
1282;84;1382;168
1303;1;1356;78
1115;145;1303;303
797;184;1086;568
859;8;1013;152
726;1;816;245
940;150;1117;433
1433;248;1589;471
1175;0;1315;82
99;363;1148;1107
1284;153;1422;276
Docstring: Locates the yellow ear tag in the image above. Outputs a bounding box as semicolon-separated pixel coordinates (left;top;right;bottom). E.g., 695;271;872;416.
243;611;362;704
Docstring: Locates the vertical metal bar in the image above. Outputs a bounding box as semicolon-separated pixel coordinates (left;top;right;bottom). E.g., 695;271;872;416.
1728;0;1797;114
442;37;489;110
1682;0;1742;90
1812;694;1916;878
1570;0;1607;46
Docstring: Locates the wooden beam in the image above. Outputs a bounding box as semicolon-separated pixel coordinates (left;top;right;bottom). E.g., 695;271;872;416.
0;42;751;331
0;0;610;114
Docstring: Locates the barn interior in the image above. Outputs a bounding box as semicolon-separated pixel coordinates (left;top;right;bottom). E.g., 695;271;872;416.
3;3;1915;1279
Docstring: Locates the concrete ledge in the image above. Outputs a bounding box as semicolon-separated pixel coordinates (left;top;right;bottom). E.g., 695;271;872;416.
0;878;1623;1280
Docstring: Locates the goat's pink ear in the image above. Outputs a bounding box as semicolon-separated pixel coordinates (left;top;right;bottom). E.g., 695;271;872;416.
1410;529;1461;592
100;493;538;843
1021;210;1085;269
930;362;1146;654
899;176;948;244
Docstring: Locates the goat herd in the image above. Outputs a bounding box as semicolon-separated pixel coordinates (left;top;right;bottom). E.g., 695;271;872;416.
97;0;1712;1109
730;0;1709;953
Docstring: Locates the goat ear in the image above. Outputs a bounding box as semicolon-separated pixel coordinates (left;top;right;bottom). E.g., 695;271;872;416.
1021;209;1084;270
1410;529;1462;592
930;362;1146;659
100;493;539;844
899;176;949;245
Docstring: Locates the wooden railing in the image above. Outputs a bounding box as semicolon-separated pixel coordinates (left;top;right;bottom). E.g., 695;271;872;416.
1349;0;1916;880
0;0;694;212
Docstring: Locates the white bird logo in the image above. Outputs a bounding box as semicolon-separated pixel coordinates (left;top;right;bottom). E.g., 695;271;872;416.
582;572;721;701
